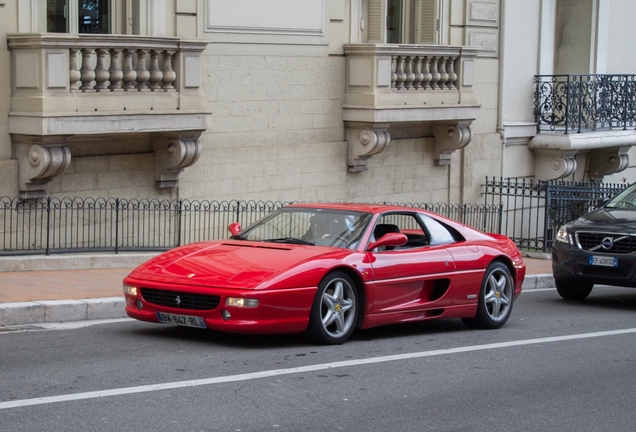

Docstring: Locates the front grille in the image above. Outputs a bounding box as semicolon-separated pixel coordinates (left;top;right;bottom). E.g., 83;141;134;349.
141;288;220;311
576;232;636;254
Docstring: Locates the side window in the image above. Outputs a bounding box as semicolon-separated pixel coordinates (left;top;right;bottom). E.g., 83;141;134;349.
47;0;115;34
418;214;457;245
372;213;430;250
366;0;440;44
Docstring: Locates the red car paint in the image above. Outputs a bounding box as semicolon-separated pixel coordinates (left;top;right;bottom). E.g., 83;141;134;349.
124;203;525;338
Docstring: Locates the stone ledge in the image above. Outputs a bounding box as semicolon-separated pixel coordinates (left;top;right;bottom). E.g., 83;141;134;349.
0;252;160;272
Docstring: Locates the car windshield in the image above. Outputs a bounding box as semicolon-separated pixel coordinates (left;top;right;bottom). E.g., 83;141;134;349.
236;207;373;249
605;183;636;209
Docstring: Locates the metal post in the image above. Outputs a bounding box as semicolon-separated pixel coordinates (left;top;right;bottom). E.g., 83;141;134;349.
115;198;119;254
45;196;51;255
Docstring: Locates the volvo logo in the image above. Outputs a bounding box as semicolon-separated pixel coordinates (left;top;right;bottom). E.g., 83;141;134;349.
601;237;614;250
175;295;181;306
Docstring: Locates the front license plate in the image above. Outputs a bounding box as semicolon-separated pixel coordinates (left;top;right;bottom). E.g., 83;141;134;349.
588;255;618;267
156;312;206;329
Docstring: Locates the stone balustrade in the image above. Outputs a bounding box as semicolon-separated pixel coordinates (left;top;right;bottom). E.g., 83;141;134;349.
72;46;178;92
391;54;458;91
7;34;211;198
343;44;480;107
342;44;482;171
8;33;208;111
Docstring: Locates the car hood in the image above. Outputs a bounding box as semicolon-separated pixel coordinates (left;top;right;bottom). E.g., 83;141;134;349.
571;208;636;232
128;241;341;289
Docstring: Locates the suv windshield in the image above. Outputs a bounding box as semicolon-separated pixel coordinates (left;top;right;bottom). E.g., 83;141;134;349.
605;183;636;209
237;208;373;249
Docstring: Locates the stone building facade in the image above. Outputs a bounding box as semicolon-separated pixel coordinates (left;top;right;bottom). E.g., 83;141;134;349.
1;0;635;205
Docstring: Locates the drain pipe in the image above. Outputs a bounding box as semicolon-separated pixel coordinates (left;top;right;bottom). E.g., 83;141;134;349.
496;0;508;178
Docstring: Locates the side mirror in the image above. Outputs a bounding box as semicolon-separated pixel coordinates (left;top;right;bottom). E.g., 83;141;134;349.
367;233;408;251
228;222;242;236
595;197;610;208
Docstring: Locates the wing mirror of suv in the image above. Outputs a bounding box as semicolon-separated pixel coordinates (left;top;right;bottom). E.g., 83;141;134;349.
595;197;610;208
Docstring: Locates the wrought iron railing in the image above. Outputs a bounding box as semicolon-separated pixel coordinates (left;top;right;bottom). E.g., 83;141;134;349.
534;74;636;133
0;197;502;256
483;177;628;252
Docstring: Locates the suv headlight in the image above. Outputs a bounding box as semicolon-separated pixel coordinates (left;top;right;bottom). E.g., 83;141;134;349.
555;225;572;244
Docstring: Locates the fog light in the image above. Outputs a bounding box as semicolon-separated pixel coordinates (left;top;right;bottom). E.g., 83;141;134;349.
123;285;138;296
225;297;259;308
221;310;231;320
135;299;143;310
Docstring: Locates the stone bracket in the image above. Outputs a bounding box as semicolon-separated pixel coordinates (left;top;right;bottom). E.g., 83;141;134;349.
588;146;630;178
153;131;203;188
14;135;72;199
345;122;391;172
432;121;473;166
534;150;578;181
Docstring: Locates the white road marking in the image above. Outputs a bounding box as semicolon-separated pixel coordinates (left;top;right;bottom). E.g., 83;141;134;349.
1;327;635;410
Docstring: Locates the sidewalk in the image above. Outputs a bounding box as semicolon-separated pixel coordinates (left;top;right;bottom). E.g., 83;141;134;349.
0;253;554;327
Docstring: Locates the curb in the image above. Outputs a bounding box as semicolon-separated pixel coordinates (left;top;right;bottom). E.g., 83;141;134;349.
0;274;555;328
0;297;127;327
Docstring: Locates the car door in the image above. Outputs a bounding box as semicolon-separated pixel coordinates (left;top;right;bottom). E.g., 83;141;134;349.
367;212;456;313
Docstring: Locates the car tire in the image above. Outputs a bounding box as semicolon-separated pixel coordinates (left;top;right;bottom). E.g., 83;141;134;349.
555;279;593;301
462;261;514;329
307;271;358;345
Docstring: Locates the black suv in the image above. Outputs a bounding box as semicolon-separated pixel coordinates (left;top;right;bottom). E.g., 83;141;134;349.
552;182;636;300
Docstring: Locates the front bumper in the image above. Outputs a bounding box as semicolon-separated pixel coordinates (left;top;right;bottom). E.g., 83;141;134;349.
124;277;316;334
552;241;636;288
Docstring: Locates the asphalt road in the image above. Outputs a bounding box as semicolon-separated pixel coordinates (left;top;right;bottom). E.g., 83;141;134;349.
1;286;636;432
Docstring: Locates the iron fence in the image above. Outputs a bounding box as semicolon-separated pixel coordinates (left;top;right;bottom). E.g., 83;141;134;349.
534;74;636;133
483;177;628;252
0;197;502;256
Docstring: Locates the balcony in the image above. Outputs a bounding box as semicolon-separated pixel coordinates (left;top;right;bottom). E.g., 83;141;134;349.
7;33;211;197
343;44;481;171
530;74;636;180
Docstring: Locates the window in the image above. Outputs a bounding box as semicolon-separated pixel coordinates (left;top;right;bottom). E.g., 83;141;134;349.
47;0;111;34
372;213;430;250
417;214;458;245
367;0;440;44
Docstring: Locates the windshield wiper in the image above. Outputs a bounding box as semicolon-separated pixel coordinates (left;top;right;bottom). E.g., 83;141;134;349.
265;237;315;245
230;234;247;240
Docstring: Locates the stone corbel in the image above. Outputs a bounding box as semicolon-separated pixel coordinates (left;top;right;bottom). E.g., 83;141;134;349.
153;131;203;188
534;150;578;181
345;122;391;172
587;146;630;178
14;135;72;199
432;121;473;166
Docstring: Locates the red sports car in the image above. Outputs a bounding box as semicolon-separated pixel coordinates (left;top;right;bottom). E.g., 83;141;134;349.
123;203;525;344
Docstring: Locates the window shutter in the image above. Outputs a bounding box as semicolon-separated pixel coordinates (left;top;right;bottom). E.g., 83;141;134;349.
368;0;383;42
415;0;437;44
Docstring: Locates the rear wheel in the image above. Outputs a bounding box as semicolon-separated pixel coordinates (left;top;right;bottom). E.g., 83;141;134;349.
462;262;514;329
307;271;358;344
555;279;593;300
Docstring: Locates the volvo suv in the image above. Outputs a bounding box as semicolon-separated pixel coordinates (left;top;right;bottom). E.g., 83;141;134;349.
552;182;636;300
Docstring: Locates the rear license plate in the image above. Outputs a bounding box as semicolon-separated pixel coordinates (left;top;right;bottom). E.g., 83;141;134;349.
588;255;618;267
156;312;206;329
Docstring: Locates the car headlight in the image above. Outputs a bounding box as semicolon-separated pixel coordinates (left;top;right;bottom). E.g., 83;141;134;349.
123;284;138;296
225;297;259;308
555;225;572;244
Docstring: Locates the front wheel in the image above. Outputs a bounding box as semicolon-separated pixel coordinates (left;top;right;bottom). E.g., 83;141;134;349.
462;262;514;329
307;272;358;344
555;279;593;300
